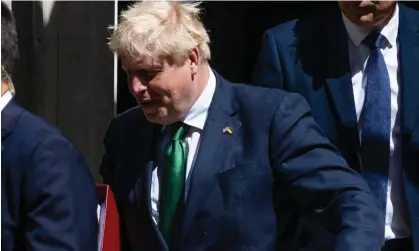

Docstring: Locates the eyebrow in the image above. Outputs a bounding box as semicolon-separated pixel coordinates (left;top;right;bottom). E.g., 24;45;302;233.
122;63;162;71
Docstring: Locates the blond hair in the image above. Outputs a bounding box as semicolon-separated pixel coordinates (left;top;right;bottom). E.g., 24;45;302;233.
108;0;211;66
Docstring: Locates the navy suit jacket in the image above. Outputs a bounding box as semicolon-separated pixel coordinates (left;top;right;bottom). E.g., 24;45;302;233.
100;72;383;251
253;4;419;251
1;100;98;251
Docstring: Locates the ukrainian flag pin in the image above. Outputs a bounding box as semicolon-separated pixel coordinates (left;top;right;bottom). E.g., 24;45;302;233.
223;127;233;134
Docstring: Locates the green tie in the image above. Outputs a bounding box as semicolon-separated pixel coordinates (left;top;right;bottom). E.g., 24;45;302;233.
159;123;188;247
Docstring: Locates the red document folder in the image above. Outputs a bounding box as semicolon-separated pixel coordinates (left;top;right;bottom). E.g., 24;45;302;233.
96;184;120;251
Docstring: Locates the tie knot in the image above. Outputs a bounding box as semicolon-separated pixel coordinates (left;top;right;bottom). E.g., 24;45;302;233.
362;31;384;49
170;122;188;141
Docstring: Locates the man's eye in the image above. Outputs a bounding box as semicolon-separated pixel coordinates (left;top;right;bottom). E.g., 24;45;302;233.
135;69;158;80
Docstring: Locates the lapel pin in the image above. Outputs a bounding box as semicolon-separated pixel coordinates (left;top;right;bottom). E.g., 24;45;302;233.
223;127;233;134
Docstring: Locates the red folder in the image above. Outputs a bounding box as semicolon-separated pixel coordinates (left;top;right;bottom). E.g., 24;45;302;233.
96;184;120;251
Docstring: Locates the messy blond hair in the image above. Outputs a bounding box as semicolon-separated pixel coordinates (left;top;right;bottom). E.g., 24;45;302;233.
108;0;211;66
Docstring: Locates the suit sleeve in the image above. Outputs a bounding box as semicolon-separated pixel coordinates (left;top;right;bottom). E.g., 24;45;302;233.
99;119;131;251
270;93;383;251
24;135;98;251
252;30;285;89
100;119;117;185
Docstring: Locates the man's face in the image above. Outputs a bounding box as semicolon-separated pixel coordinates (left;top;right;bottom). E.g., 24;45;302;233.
121;55;197;125
338;1;396;30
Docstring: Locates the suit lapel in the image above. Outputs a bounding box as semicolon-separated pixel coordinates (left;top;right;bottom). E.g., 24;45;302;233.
324;11;360;150
399;5;419;135
181;73;242;243
142;156;167;248
141;157;155;221
141;127;167;247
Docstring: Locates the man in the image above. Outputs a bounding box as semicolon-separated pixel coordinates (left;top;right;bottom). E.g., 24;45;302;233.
101;1;383;251
253;1;419;251
1;2;98;250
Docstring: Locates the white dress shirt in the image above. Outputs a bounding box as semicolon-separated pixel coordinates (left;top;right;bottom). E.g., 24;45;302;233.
0;90;13;112
150;68;216;225
342;4;411;240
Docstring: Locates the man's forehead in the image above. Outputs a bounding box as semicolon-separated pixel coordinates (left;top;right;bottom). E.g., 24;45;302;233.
121;56;164;69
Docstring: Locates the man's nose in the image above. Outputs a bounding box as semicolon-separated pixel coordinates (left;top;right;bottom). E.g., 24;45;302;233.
130;76;147;94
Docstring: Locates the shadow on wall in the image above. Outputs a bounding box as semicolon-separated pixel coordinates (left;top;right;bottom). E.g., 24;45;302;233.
11;1;115;182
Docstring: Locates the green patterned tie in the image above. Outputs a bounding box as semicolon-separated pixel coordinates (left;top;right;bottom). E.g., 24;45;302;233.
159;123;188;247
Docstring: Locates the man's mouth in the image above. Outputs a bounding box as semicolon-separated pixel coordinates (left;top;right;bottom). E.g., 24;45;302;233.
140;100;154;105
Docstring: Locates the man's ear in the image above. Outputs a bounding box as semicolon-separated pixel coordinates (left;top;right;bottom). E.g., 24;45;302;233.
189;47;200;75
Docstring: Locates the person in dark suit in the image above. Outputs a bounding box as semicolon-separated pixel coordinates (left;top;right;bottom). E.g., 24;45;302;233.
253;1;419;251
1;2;98;250
101;1;383;251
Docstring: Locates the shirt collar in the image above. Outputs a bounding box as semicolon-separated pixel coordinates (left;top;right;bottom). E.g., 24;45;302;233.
0;91;13;112
161;67;216;132
341;4;399;48
182;67;216;130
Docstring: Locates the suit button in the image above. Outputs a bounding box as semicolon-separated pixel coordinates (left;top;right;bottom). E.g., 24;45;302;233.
203;232;208;237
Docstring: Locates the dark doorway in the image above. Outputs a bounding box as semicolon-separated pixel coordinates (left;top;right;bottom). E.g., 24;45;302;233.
116;1;419;114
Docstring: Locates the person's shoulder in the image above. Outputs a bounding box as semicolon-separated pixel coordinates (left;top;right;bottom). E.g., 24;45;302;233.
265;8;339;45
399;3;419;22
226;83;311;131
112;106;143;123
264;18;299;46
266;17;301;36
231;83;308;113
104;106;155;141
233;82;292;98
16;108;61;138
107;105;144;130
11;107;80;156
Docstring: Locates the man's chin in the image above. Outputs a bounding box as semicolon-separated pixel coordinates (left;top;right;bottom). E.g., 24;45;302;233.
143;112;160;122
143;112;173;126
356;13;390;30
354;14;375;28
